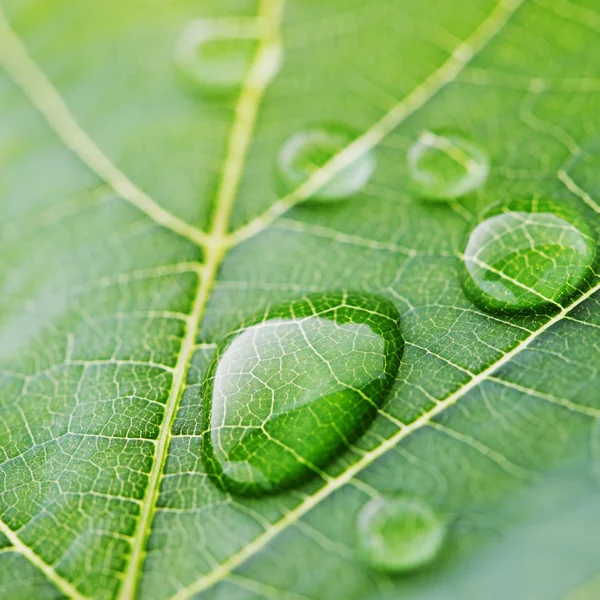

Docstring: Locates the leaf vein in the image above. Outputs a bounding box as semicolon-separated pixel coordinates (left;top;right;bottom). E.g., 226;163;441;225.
116;1;286;598
226;0;527;248
0;519;88;600
0;10;210;248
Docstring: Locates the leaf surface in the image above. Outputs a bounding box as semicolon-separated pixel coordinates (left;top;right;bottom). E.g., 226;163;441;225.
1;1;599;599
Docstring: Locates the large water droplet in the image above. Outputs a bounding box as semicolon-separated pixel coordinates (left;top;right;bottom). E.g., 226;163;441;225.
202;292;403;496
356;495;446;573
460;198;597;314
174;18;263;94
276;125;375;200
407;129;489;200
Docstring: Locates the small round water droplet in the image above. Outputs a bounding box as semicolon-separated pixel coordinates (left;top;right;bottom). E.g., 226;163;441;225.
407;129;489;200
276;125;375;200
460;198;597;314
174;19;265;94
202;292;403;496
356;495;446;573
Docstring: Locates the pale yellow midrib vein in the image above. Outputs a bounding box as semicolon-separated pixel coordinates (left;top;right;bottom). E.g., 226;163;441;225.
115;267;207;600
227;0;526;248
172;277;600;600
116;1;284;599
0;519;87;600
0;9;209;249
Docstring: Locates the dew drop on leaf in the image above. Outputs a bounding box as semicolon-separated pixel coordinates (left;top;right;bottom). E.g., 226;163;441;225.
202;292;404;496
459;198;597;314
356;495;446;573
174;18;261;94
407;129;489;200
276;125;376;200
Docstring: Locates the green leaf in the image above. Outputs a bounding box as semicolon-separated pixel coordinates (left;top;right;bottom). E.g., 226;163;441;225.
0;0;599;599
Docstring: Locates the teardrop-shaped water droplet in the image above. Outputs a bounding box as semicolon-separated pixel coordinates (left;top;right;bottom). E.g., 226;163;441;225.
276;125;375;200
356;495;446;573
202;292;403;496
407;129;489;200
460;198;597;314
174;18;269;95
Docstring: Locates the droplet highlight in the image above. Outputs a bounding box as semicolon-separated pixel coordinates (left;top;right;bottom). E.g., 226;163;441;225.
407;129;489;200
460;198;597;314
202;292;404;496
356;495;446;573
174;18;269;94
276;125;375;200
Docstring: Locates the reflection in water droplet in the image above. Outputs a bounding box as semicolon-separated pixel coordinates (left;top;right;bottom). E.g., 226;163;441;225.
276;125;375;201
174;18;275;94
407;130;489;200
356;495;446;573
202;292;403;496
460;198;597;314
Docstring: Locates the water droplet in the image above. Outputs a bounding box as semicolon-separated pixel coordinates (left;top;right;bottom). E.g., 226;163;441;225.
460;198;597;314
407;129;489;200
202;292;403;496
276;125;375;200
356;495;446;573
174;18;266;94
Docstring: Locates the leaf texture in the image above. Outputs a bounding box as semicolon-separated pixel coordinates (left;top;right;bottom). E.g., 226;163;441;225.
0;1;599;599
